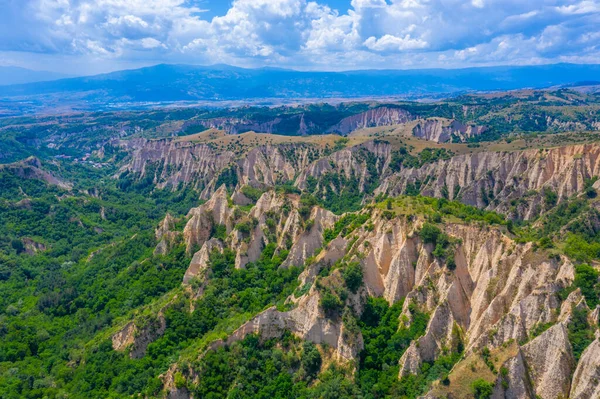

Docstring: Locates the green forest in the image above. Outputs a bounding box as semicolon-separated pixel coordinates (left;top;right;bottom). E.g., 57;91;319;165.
1;139;600;399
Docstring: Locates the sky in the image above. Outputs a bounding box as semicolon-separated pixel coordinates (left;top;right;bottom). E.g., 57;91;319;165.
0;0;599;75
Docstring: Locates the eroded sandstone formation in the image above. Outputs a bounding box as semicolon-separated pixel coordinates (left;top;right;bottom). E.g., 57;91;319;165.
327;106;414;135
412;118;487;143
167;192;595;398
111;141;600;398
120;137;600;221
380;143;600;219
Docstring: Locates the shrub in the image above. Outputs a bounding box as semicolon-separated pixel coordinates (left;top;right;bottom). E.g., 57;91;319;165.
240;185;263;202
446;253;456;271
431;213;442;223
211;224;227;240
585;187;597;199
234;221;252;234
304;219;315;232
568;305;595;361
323;213;369;243
11;239;25;254
333;138;349;151
343;262;363;293
386;199;393;210
538;236;553;249
419;223;442;245
471;379;494;399
174;372;186;389
320;291;344;315
301;342;322;379
543;187;558;208
433;243;446;258
573;264;600;308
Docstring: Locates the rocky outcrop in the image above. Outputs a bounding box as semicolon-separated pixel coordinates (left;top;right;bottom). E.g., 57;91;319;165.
118;134;600;222
112;314;167;359
154;189;600;398
230;190;336;270
118;138;234;190
208;279;365;362
398;301;461;376
116;139;600;396
327;106;414;135
492;350;536;399
183;239;224;284
296;141;391;193
119;139;321;193
412;118;487;143
489;317;587;399
282;207;337;268
191;205;579;371
329;210;577;384
0;157;72;190
155;213;182;255
570;339;600;399
22;238;47;255
189;113;319;136
379;143;600;219
182;188;335;280
183;185;233;251
160;364;193;399
522;324;576;399
237;145;313;189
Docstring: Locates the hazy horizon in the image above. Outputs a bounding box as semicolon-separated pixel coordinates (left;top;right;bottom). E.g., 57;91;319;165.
6;60;600;80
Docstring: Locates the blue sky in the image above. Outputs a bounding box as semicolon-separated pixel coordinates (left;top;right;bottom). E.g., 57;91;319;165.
200;0;351;18
0;0;599;75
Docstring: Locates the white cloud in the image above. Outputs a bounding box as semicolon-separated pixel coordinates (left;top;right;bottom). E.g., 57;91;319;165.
556;1;600;15
363;34;428;51
0;0;599;73
140;37;164;49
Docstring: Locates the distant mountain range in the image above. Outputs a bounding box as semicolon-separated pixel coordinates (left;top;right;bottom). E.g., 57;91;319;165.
0;66;70;86
1;63;600;115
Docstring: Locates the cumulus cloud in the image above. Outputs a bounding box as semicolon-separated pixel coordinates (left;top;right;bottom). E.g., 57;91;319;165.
0;0;599;72
363;34;428;52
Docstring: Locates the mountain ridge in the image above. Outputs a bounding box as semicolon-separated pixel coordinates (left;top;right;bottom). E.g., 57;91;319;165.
3;63;600;107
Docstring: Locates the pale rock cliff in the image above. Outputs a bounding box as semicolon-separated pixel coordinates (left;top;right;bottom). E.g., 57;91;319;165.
398;301;462;376
150;187;600;398
183;185;233;251
295;141;391;193
112;314;167;359
570;339;600;399
412;118;487;143
380;143;600;219
113;139;600;397
160;364;195;399
155;213;182;256
119;139;321;193
208;277;366;362
118;138;233;190
118;136;600;222
491;350;536;399
183;238;224;284
282;207;337;268
327;107;414;135
521;324;576;399
335;211;580;397
190;113;318;136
